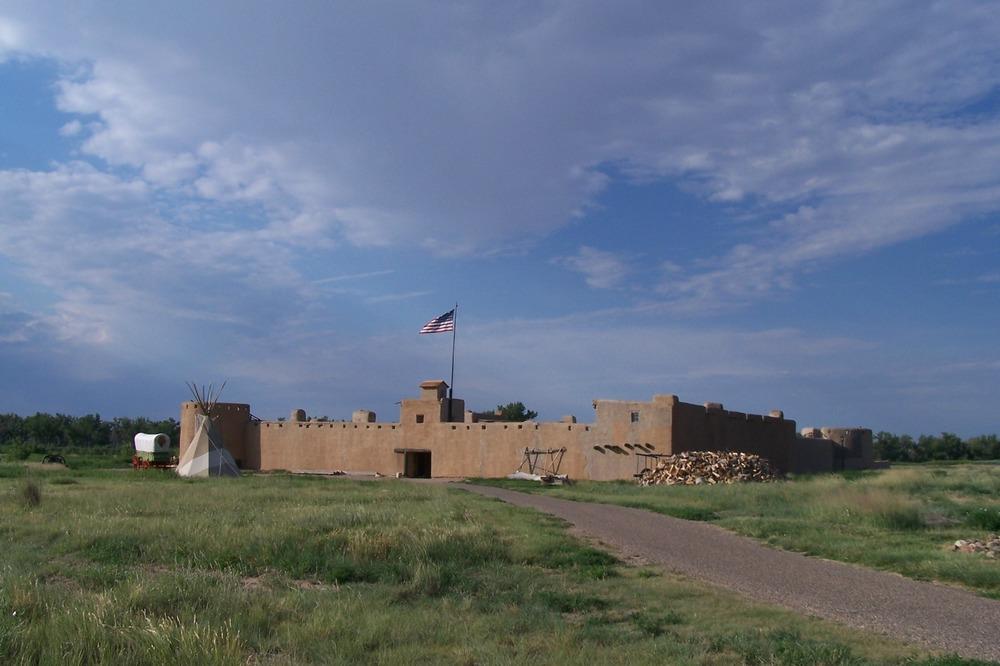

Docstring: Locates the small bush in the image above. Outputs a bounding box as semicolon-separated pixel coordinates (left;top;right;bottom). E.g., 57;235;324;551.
631;609;684;636
537;589;609;613
965;507;1000;532
85;534;145;565
534;543;619;580
711;629;863;665
20;477;42;507
7;441;34;461
827;487;927;531
875;505;925;531
666;506;720;522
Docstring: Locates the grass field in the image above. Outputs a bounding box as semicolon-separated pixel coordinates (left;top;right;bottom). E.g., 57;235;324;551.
3;448;136;470
0;463;990;665
474;463;1000;600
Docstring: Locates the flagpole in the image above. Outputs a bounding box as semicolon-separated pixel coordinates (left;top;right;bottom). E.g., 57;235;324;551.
448;302;458;422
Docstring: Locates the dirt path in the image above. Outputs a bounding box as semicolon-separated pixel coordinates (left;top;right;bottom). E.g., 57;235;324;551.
457;483;1000;662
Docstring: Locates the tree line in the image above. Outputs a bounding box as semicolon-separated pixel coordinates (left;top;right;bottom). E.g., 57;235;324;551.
0;412;180;455
874;431;999;462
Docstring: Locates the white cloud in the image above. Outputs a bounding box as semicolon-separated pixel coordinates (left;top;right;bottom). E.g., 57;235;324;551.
209;301;887;422
314;270;394;285
366;291;432;304
554;246;631;289
0;16;23;56
332;207;410;248
656;117;1000;306
0;161;330;357
1;2;1000;431
58;119;82;136
0;309;38;344
1;1;997;292
935;272;1000;286
142;152;199;187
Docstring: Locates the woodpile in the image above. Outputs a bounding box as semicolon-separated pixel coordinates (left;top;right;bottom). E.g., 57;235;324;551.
638;451;777;486
953;535;1000;559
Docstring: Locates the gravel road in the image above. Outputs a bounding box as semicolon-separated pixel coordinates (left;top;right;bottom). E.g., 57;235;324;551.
457;483;1000;662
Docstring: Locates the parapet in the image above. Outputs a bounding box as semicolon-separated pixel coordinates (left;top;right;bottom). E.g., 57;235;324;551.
821;427;873;462
420;380;448;400
400;380;465;424
796;426;874;470
182;400;250;413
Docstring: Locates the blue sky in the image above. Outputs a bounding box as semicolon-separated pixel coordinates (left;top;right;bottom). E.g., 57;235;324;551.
0;2;998;435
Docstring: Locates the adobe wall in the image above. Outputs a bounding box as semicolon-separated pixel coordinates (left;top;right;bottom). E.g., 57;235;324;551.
176;384;867;479
821;427;874;470
179;401;252;465
245;420;403;473
239;417;637;480
591;395;674;453
670;400;798;472
233;392;677;480
790;436;835;474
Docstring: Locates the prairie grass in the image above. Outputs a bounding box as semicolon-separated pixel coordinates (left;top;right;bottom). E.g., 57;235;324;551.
474;463;1000;599
18;477;42;508
0;464;984;664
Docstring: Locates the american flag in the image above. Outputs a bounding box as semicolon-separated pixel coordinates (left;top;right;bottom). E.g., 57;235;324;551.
419;309;455;334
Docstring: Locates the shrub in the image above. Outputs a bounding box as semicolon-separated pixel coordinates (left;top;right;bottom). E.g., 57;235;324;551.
537;589;609;613
826;486;926;531
631;609;684;636
6;440;34;461
20;477;41;507
876;505;925;531
965;507;1000;532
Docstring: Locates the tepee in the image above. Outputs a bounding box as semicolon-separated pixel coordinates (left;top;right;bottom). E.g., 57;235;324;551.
177;382;240;478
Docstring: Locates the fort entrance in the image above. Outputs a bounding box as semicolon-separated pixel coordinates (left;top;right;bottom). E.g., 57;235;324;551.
398;449;432;478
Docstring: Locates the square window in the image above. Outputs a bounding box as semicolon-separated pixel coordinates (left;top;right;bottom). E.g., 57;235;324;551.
630;411;640;423
416;414;425;423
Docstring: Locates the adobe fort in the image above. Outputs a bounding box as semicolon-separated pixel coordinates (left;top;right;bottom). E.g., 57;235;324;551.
179;380;874;479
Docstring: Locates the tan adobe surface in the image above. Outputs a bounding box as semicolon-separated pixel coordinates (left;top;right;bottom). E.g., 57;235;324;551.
179;381;875;479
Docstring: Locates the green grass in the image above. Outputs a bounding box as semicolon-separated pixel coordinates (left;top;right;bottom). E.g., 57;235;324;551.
472;463;1000;599
0;464;986;664
0;448;136;470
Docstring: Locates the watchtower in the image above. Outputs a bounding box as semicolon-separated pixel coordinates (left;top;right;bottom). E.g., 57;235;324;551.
399;380;465;424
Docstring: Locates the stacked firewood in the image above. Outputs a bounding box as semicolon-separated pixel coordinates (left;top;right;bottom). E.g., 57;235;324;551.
637;451;777;486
